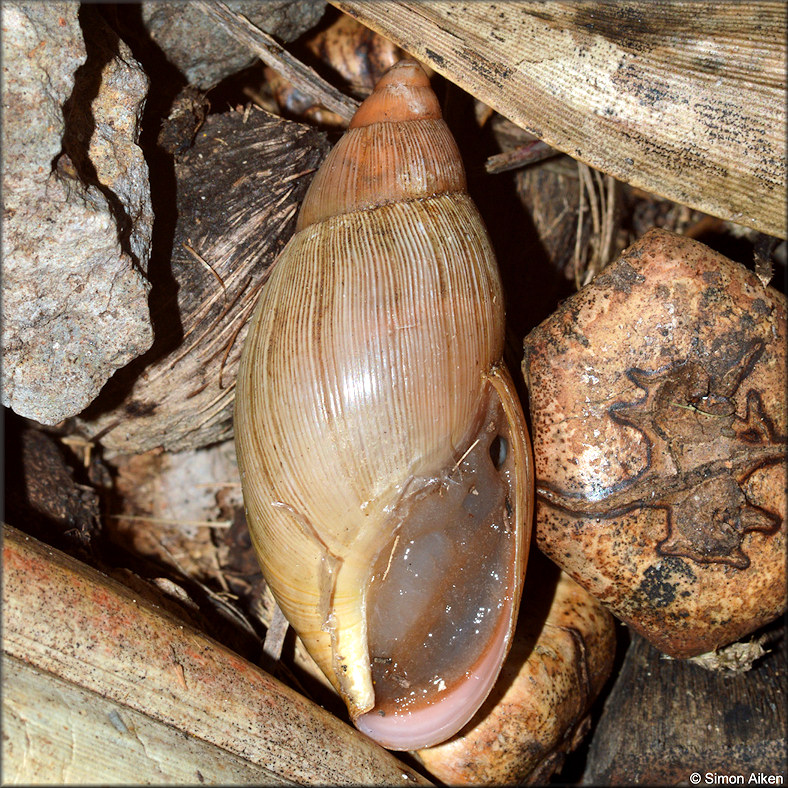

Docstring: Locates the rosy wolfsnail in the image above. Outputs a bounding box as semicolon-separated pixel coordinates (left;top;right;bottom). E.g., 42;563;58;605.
235;59;534;750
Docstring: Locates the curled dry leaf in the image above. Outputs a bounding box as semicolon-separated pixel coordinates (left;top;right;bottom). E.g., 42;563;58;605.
306;11;406;99
333;1;786;239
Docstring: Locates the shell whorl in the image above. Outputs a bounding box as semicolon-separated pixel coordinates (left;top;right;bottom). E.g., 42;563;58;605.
295;59;467;231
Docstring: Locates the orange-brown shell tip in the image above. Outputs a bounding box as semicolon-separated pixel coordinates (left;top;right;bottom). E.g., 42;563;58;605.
349;58;442;128
295;58;465;231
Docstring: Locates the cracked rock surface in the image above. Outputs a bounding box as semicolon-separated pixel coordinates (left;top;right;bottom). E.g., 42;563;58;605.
2;3;153;425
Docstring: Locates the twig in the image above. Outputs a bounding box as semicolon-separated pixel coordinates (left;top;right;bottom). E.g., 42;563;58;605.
573;162;587;290
156;541;263;643
209;539;231;594
670;401;727;418
485;140;559;174
241;86;275;115
110;514;233;529
582;164;601;247
451;438;481;474
574;163;619;287
601;173;618;268
380;534;401;584
183;242;228;304
584;171;618;285
193;1;359;123
581;167;603;286
59;435;94;468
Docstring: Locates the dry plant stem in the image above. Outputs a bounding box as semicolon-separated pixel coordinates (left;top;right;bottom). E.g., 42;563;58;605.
573;166;587;290
182;242;228;304
485;140;559;174
110;514;233;529
574;162;618;288
2;525;429;785
585;168;616;285
242;85;277;113
583;165;601;276
601;173;617;270
59;435;94;468
153;539;270;645
209;541;232;594
193;1;359;123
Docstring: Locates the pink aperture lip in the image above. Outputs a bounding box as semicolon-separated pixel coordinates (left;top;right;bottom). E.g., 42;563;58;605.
354;596;512;751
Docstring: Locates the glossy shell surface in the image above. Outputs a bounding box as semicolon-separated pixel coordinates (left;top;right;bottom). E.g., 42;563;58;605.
235;60;533;749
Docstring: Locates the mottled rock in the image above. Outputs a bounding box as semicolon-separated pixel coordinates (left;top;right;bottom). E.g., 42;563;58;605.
139;1;326;88
2;3;153;424
523;228;787;658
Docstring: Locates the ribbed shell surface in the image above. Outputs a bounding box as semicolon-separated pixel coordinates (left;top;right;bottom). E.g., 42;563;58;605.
235;191;504;692
296;119;467;231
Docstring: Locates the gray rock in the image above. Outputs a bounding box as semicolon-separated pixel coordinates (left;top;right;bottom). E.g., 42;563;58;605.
139;1;326;88
2;3;154;425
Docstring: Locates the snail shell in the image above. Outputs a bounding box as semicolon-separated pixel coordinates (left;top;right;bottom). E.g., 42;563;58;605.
235;59;533;750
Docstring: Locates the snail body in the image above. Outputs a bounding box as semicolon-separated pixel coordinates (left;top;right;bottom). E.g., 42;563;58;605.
235;60;533;750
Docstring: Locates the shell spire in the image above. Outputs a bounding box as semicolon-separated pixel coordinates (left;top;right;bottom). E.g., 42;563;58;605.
347;58;441;128
295;59;466;231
